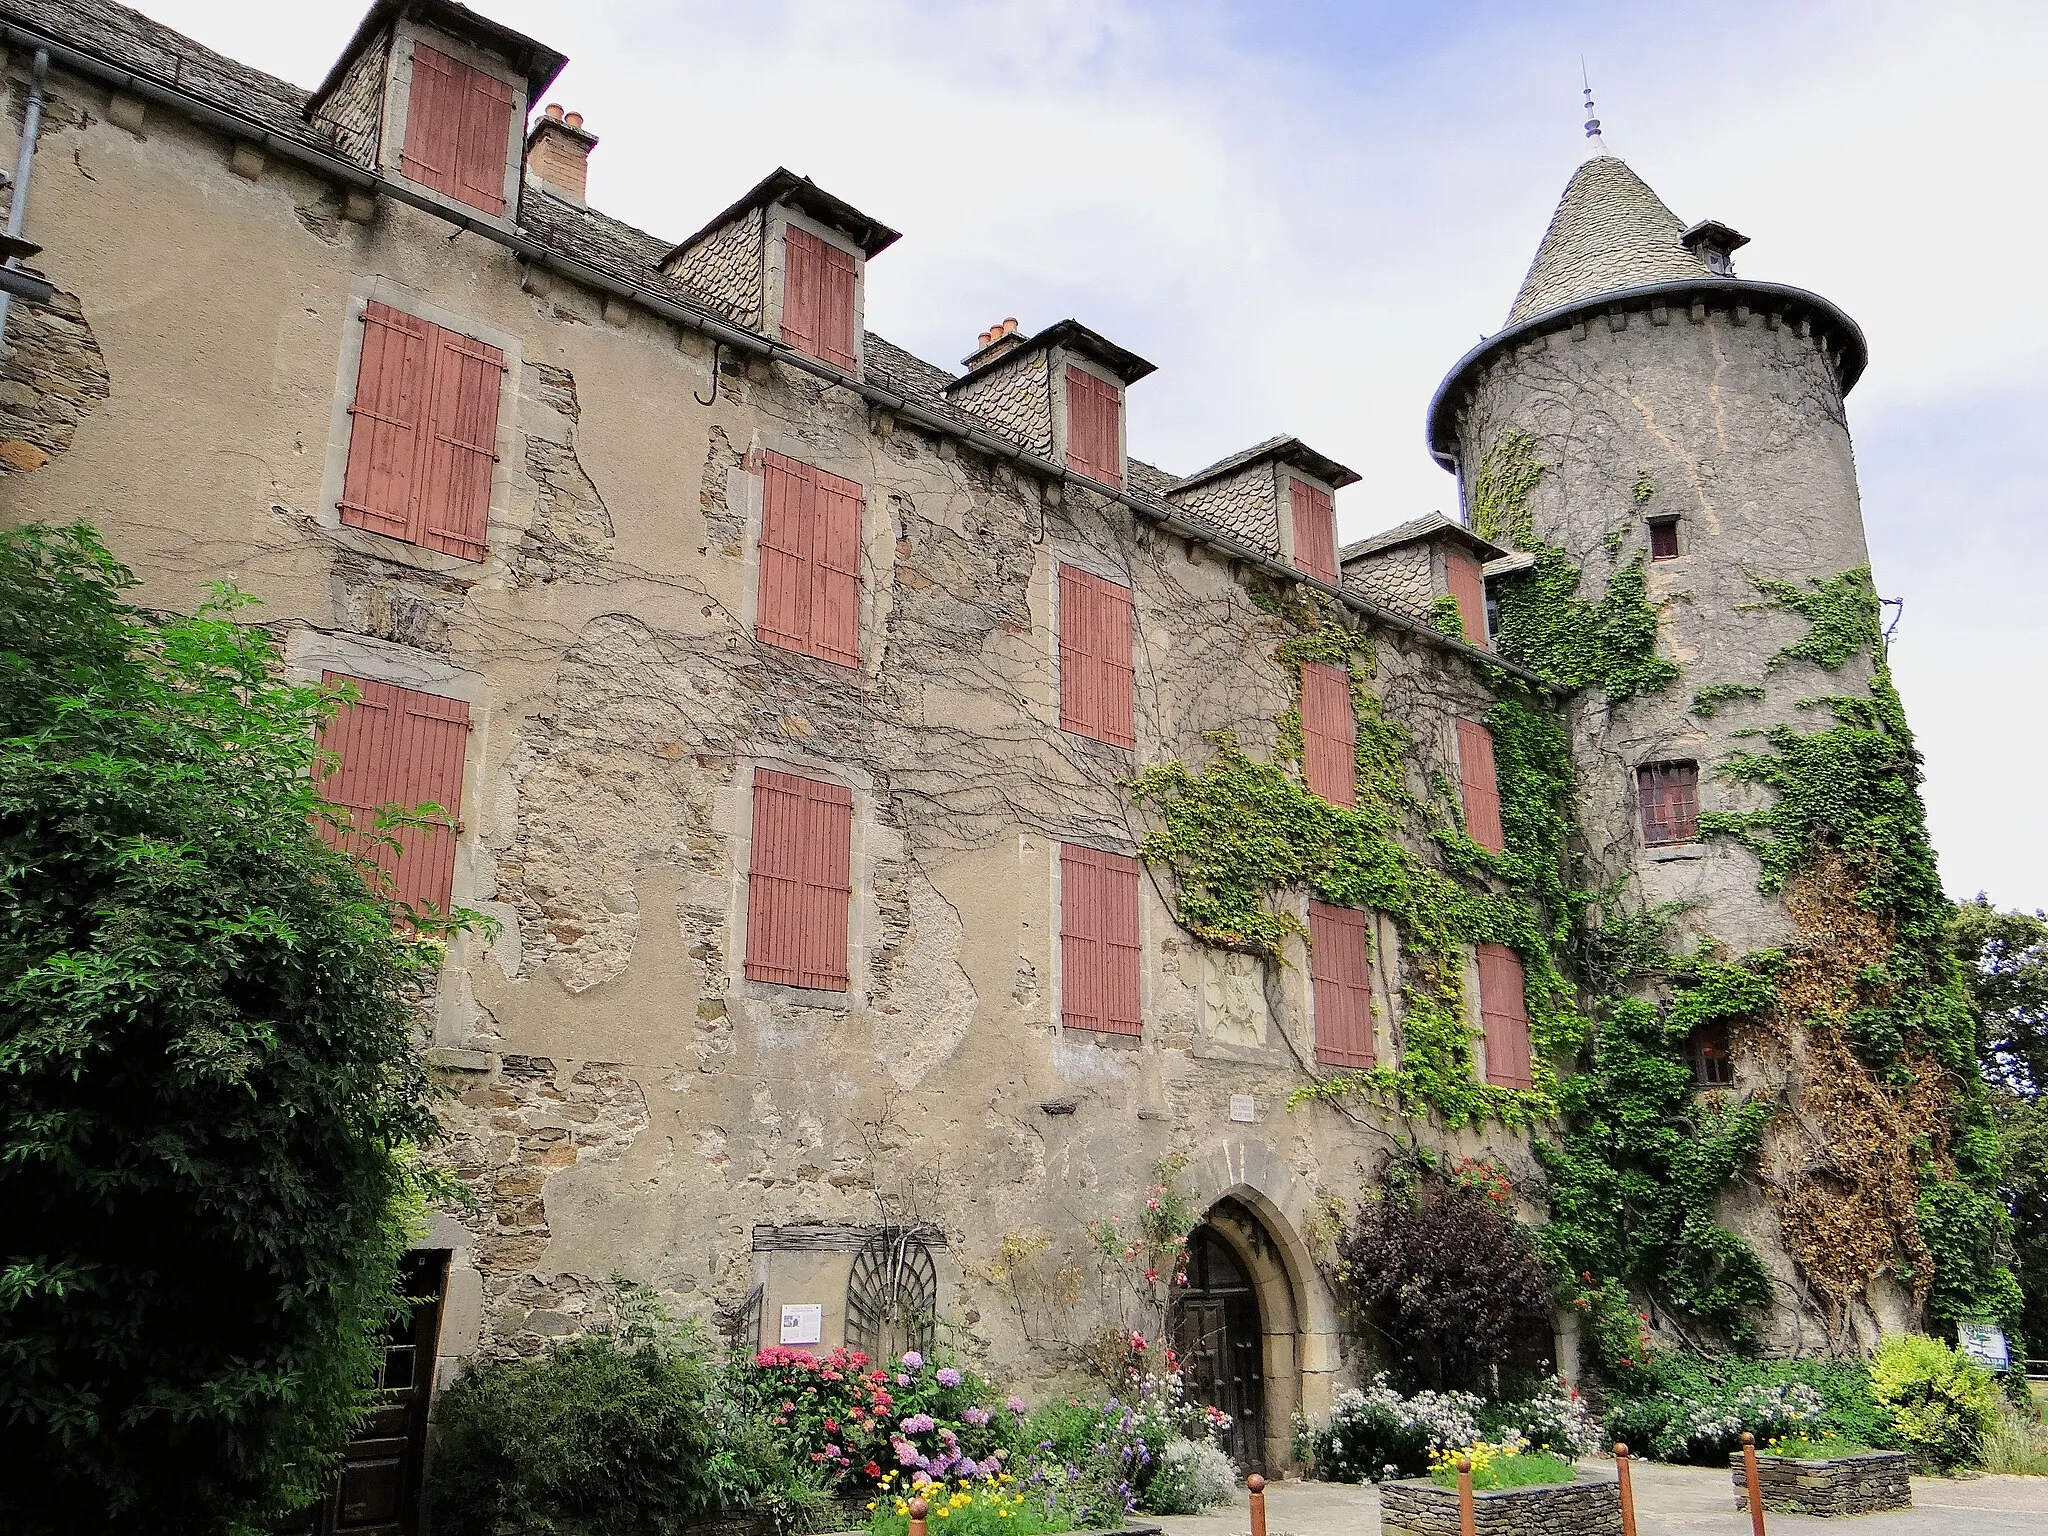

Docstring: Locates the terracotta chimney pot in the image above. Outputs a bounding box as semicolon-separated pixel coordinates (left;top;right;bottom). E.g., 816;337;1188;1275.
544;102;564;120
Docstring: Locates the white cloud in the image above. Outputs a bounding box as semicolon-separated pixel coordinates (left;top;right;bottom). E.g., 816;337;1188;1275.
124;0;2048;906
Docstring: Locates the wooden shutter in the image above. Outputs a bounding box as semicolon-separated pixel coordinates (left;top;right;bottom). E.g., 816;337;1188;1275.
1063;365;1123;489
1455;718;1505;854
1638;761;1699;845
744;769;854;991
340;302;504;561
1476;943;1533;1089
316;671;469;915
1290;480;1339;585
757;451;863;667
400;43;513;216
1300;662;1356;807
780;226;857;371
1061;844;1142;1036
1443;546;1489;647
1309;900;1375;1068
1057;564;1135;748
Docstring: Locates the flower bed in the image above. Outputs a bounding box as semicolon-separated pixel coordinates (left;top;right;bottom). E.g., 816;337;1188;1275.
1732;1449;1911;1518
1380;1470;1620;1536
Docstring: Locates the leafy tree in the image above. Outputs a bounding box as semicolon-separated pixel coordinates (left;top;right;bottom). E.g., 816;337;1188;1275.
0;525;452;1534
1949;897;2048;1358
1334;1166;1555;1394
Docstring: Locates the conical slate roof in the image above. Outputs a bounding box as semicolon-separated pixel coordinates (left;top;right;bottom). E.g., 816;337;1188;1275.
1506;153;1710;324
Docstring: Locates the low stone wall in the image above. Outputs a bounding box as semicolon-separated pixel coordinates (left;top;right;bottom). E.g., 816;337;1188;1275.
1732;1451;1912;1517
1380;1473;1621;1536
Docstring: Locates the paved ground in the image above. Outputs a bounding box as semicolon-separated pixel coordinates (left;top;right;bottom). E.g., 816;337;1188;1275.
1149;1462;2048;1536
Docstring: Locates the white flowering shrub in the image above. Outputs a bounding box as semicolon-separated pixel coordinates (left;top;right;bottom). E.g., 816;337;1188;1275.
1663;1382;1825;1462
1297;1375;1485;1482
1141;1437;1236;1514
1479;1376;1600;1458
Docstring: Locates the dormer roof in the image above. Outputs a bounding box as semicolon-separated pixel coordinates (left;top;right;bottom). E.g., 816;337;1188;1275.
1341;512;1506;565
1173;435;1361;494
311;0;565;111
664;168;900;264
946;319;1155;392
1507;154;1709;324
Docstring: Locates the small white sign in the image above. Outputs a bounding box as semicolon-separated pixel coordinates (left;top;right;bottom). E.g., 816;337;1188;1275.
1229;1093;1257;1124
778;1303;823;1346
1958;1321;2010;1370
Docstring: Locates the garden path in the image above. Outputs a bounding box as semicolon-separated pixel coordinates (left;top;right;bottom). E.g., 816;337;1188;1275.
1147;1462;2048;1536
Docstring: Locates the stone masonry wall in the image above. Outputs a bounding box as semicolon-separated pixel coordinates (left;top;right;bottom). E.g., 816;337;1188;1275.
0;287;107;473
1735;1452;1912;1517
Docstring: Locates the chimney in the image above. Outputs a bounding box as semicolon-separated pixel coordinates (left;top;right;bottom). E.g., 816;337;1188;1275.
1680;219;1749;278
525;103;598;205
962;315;1026;370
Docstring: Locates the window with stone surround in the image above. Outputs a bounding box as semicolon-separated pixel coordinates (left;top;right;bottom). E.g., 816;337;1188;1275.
1648;516;1682;561
1060;844;1142;1036
399;42;516;216
1476;942;1533;1090
1638;760;1699;845
1455;718;1505;854
757;451;863;667
1309;900;1375;1067
744;768;854;991
339;302;505;561
781;226;857;371
1057;564;1135;748
1301;661;1356;806
315;671;469;915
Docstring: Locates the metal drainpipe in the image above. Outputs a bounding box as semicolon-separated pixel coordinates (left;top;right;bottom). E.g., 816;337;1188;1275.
0;47;50;342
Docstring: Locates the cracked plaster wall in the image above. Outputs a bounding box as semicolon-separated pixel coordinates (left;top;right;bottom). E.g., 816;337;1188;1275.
3;66;1555;1394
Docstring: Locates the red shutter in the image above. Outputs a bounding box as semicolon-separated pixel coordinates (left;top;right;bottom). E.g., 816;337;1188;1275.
1443;546;1489;647
781;227;858;371
1309;900;1375;1068
1455;718;1505;854
1300;662;1356;807
757;451;863;667
1638;761;1699;845
1061;844;1142;1036
316;672;469;915
745;769;854;991
1476;943;1533;1089
1290;480;1339;585
339;303;430;541
1064;365;1123;489
339;303;503;561
400;43;512;216
1057;564;1135;748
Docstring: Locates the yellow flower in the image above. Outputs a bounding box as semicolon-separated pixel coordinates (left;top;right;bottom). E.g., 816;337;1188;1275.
937;1512;950;1521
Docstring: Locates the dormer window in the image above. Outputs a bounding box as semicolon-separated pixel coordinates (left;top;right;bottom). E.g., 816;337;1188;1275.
781;225;858;371
1288;479;1338;584
1064;365;1124;488
399;43;518;216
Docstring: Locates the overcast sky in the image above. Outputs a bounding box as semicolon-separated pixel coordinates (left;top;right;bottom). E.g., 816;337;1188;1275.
135;0;2048;912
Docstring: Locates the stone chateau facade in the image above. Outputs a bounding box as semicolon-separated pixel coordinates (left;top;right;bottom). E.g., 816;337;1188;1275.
0;0;1901;1493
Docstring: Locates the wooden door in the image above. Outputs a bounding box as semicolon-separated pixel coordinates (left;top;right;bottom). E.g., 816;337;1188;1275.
277;1251;448;1536
1171;1226;1266;1474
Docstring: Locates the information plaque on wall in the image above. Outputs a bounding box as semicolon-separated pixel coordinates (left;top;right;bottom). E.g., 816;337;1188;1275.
1958;1321;2009;1370
1229;1093;1257;1123
779;1303;823;1346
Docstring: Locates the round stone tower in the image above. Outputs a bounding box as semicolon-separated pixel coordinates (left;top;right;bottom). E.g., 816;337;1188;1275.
1428;146;1874;959
1426;143;1932;1351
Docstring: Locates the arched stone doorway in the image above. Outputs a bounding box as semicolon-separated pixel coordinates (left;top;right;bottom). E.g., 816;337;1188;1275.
1173;1141;1343;1473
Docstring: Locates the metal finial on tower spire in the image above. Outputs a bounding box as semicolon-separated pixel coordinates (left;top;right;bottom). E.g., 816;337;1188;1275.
1581;60;1608;155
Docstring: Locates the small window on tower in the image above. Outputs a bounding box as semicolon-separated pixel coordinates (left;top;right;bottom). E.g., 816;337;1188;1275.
1648;516;1682;561
1638;760;1698;846
1691;1019;1735;1087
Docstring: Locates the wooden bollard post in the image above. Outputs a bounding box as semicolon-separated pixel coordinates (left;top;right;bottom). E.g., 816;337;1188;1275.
1614;1442;1637;1536
1456;1456;1475;1536
1741;1432;1767;1536
1247;1473;1267;1536
909;1496;929;1536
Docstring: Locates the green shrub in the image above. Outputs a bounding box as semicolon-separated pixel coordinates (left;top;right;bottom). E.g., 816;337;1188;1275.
429;1291;722;1536
1603;1354;1891;1464
1868;1334;2002;1473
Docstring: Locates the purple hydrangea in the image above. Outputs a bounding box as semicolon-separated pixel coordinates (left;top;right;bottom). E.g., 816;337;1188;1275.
894;1440;921;1467
956;1458;981;1478
900;1413;937;1434
1007;1396;1027;1414
901;1351;924;1370
962;1406;991;1427
936;1368;962;1387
